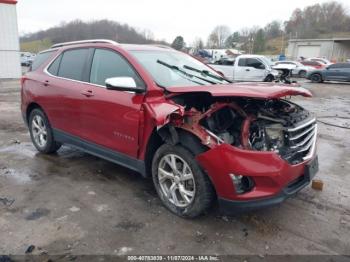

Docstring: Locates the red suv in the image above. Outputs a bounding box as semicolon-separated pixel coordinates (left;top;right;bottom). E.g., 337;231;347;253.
21;40;318;217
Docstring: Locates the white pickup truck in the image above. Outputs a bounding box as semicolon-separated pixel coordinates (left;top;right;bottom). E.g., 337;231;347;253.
209;55;279;82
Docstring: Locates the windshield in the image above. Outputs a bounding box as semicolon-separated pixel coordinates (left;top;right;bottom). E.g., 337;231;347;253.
259;56;274;68
130;50;230;87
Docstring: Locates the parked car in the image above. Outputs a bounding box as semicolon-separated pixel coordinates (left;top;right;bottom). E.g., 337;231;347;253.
20;53;32;66
273;61;314;78
307;63;350;83
306;57;332;65
21;40;318;217
300;60;326;69
20;52;36;67
209;55;279;82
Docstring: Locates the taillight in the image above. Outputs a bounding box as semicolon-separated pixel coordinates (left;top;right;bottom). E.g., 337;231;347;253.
21;75;28;86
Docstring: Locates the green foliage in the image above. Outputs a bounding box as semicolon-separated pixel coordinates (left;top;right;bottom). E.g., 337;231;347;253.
20;19;168;46
253;29;266;53
225;32;240;48
171;36;185;50
20;38;52;53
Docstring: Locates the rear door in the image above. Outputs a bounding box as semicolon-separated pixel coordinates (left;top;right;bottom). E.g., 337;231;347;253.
79;48;145;157
211;59;234;80
42;48;91;137
235;58;248;81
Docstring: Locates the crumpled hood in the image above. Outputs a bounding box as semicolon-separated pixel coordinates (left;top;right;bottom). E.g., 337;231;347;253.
166;82;312;99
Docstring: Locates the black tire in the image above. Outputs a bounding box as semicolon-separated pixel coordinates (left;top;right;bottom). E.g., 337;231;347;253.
298;70;307;78
264;74;274;82
310;73;323;83
152;144;215;218
28;108;61;154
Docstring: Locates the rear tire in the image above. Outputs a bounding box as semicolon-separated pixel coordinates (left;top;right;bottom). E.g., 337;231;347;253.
298;70;307;78
310;73;323;83
152;144;215;218
29;108;61;154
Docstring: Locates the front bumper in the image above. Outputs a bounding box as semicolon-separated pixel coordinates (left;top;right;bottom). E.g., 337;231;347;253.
196;144;318;213
218;160;315;214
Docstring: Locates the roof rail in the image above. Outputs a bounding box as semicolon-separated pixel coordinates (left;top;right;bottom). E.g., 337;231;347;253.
51;39;119;48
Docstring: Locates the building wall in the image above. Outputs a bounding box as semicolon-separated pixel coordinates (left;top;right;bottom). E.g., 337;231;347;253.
287;40;350;62
0;2;21;79
333;42;350;62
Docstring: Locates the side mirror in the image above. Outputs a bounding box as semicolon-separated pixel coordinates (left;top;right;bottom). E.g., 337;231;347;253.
105;77;144;93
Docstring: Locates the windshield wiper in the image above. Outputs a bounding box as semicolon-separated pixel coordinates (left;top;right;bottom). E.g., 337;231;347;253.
183;65;231;83
157;60;217;85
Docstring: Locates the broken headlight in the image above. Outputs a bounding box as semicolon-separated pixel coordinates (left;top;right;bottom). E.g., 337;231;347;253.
250;122;285;152
265;123;285;150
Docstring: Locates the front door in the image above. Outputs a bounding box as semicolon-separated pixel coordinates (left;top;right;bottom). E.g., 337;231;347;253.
79;48;145;158
244;58;266;81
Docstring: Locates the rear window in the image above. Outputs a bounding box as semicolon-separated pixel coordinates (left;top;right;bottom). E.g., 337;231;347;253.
30;51;55;71
57;48;89;81
238;58;246;66
47;54;62;75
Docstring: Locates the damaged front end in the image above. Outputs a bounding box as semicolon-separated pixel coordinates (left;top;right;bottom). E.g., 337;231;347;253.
162;91;318;211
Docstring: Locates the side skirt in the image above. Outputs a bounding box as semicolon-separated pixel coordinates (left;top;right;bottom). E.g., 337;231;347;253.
53;129;146;176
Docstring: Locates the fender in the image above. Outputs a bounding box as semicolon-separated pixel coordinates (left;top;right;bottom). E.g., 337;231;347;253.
138;101;185;160
142;101;185;127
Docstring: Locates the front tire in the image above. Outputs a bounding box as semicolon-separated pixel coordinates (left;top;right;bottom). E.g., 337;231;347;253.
29;108;61;154
152;144;215;218
310;73;323;83
264;74;274;82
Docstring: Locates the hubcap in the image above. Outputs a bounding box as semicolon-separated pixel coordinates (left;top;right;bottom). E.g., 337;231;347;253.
157;154;195;207
31;115;47;148
312;75;320;81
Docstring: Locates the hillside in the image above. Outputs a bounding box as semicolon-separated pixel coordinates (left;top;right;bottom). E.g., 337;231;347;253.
20;19;167;52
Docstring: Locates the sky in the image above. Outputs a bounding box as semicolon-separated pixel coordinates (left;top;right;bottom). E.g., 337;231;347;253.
17;0;349;43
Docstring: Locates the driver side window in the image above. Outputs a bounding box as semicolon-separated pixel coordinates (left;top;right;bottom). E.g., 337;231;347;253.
89;49;144;87
246;58;265;69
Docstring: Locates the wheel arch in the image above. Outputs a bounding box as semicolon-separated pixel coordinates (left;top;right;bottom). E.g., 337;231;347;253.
26;102;44;125
311;72;323;81
144;125;210;177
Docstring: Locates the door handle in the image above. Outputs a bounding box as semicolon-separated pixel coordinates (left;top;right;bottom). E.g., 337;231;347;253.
81;90;94;97
246;69;250;71
43;80;50;87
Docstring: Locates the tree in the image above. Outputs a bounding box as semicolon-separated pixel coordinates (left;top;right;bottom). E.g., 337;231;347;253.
285;2;350;38
264;20;283;39
253;29;266;53
171;36;185;50
207;25;231;48
193;37;204;50
224;31;240;48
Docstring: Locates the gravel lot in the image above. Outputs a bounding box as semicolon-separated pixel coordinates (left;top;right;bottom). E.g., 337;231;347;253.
0;79;349;257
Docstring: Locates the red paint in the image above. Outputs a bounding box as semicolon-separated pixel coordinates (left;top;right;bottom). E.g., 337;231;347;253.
196;144;312;200
300;61;326;69
166;83;312;99
21;42;316;205
0;0;17;4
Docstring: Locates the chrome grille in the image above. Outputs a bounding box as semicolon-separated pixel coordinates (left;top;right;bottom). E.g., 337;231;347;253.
285;118;317;163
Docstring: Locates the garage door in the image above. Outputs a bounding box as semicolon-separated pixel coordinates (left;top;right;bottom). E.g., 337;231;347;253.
297;45;321;58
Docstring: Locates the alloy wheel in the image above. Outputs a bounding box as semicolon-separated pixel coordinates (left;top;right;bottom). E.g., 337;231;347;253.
31;115;48;148
157;154;196;207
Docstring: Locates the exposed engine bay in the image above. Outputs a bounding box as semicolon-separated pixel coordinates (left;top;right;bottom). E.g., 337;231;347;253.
170;93;316;165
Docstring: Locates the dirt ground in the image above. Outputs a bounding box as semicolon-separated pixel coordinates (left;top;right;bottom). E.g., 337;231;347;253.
0;79;349;257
